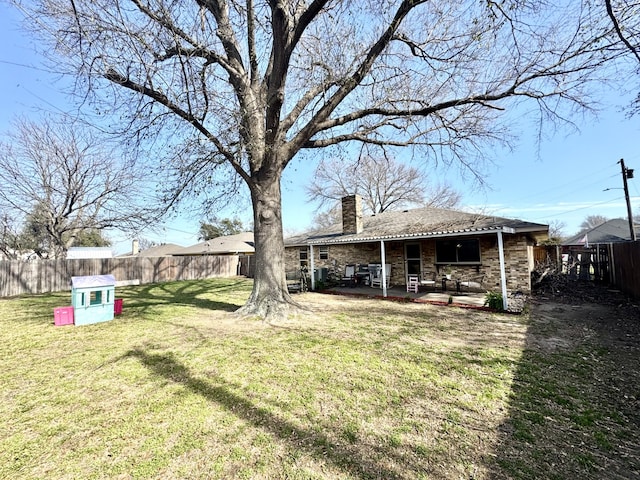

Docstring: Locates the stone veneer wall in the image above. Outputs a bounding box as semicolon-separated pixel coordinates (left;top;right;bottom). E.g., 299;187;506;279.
285;233;535;293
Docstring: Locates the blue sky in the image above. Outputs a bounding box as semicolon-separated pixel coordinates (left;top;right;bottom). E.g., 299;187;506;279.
1;3;639;254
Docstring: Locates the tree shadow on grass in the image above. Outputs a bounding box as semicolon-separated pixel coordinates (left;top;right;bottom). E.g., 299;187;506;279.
118;278;251;314
124;346;441;479
8;278;252;327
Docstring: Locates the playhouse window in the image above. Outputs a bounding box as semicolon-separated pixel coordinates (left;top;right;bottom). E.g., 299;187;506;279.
90;290;103;305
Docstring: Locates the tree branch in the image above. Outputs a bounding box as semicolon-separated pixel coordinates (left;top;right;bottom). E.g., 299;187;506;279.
605;0;640;63
287;0;427;156
104;68;250;184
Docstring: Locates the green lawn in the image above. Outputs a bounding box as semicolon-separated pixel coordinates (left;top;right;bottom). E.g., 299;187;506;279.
0;278;637;479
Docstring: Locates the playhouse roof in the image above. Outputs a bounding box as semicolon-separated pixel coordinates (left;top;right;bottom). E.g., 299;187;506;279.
71;274;116;288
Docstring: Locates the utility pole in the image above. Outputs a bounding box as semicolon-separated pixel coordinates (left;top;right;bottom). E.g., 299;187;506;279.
619;158;637;242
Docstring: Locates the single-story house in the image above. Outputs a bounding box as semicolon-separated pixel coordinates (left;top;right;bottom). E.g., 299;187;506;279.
284;195;549;309
172;232;255;256
173;232;255;276
118;240;186;257
562;218;638;246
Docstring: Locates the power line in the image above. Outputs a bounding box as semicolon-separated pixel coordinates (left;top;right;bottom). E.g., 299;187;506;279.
528;196;628;221
0;58;62;75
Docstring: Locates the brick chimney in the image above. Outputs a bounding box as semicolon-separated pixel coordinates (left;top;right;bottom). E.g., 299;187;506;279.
132;239;139;256
342;194;363;234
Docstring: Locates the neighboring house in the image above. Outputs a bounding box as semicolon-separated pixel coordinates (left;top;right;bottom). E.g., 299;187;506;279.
67;247;113;259
173;232;255;276
173;232;255;256
118;240;185;257
562;219;638;246
284;195;549;305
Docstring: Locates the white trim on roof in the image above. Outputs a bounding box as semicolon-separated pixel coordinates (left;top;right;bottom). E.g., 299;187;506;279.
304;226;517;246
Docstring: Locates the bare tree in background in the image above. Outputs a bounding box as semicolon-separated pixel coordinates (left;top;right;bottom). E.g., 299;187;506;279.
0;116;153;258
15;0;623;320
306;154;461;218
540;219;567;245
579;215;609;233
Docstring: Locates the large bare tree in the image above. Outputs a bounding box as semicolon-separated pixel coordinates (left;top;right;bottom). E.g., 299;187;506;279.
14;0;621;319
0;116;153;258
605;0;640;114
306;154;461;216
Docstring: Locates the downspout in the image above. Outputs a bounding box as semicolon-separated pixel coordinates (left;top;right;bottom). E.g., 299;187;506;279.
497;230;509;311
381;240;387;297
309;245;315;291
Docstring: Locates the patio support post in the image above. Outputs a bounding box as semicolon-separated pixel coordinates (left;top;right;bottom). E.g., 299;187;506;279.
309;245;315;291
497;230;509;311
381;240;388;297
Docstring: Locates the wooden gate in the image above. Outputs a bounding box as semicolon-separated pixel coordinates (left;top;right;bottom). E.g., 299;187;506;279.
562;245;611;282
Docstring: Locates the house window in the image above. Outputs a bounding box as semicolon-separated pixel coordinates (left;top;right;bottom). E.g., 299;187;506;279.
299;247;308;267
319;246;329;260
436;239;480;264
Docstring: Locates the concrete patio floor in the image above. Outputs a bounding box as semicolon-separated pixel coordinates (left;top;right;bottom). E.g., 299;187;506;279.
318;284;489;309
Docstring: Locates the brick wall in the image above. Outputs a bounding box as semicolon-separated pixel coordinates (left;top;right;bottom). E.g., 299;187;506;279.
285;232;535;293
341;195;363;234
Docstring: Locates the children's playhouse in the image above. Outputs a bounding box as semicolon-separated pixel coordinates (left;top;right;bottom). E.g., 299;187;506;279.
71;274;116;326
54;274;123;326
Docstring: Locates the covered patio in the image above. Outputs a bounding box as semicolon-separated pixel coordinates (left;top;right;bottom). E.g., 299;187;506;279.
320;283;489;309
285;195;548;312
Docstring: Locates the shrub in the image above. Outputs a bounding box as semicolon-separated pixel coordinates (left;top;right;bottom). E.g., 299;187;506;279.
484;291;504;311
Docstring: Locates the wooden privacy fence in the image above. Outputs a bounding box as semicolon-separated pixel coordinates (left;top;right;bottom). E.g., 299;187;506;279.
534;242;640;300
0;255;240;297
563;245;611;282
611;240;640;299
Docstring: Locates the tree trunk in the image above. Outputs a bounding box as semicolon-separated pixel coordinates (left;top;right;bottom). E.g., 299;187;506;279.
235;170;302;323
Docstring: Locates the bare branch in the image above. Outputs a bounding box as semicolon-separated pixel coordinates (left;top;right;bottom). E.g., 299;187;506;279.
605;0;640;63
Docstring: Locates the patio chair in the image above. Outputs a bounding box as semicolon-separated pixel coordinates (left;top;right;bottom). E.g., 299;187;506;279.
340;264;357;287
370;264;391;288
420;272;438;291
406;274;419;293
457;274;486;293
286;270;302;293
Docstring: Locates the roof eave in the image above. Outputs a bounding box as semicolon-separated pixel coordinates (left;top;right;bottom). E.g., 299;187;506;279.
302;226;520;246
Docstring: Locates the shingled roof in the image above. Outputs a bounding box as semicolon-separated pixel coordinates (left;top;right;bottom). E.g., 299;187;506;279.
562;218;637;246
285;206;548;246
174;232;255;255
